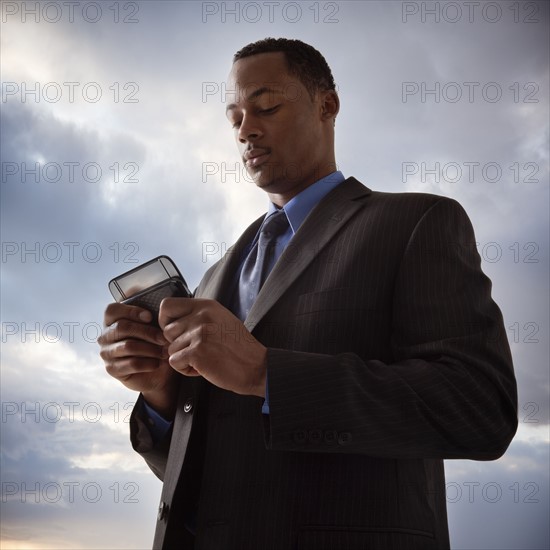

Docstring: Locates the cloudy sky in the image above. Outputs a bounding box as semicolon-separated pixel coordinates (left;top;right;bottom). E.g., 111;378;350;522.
1;1;548;548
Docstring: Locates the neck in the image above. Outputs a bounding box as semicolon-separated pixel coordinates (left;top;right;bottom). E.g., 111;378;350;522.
266;160;338;207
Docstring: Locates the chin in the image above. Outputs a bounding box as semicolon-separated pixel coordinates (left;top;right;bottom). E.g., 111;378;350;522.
248;169;279;192
255;173;286;191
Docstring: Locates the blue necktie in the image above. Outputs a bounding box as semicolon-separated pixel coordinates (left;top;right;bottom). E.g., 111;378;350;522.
238;209;289;319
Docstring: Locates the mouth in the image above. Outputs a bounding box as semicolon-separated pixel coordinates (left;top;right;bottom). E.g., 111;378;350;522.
244;148;270;169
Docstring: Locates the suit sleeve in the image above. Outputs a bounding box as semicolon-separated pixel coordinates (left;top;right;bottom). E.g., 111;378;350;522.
129;394;173;481
262;197;518;460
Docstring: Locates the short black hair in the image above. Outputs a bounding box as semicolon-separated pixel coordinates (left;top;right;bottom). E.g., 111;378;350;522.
233;38;337;99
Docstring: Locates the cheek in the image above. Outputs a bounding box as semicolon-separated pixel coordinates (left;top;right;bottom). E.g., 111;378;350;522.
278;142;317;182
284;128;319;160
271;109;321;167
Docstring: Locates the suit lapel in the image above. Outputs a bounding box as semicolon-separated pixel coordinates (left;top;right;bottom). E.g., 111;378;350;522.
245;177;371;331
197;177;372;329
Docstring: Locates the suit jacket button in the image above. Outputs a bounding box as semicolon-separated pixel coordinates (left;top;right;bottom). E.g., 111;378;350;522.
158;501;169;521
293;429;307;444
183;399;193;413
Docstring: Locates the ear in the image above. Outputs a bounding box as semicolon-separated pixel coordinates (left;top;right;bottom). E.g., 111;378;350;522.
320;90;340;122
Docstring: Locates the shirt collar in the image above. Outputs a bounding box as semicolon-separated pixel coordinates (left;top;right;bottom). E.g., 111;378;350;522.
267;171;345;234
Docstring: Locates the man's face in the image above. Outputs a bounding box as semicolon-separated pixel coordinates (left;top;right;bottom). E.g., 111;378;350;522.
226;52;332;202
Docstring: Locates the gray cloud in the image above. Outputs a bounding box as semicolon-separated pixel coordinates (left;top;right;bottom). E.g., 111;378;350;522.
446;438;549;549
1;1;548;548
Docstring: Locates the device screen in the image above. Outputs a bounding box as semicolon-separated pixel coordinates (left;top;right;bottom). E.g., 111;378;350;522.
109;256;186;302
117;260;171;297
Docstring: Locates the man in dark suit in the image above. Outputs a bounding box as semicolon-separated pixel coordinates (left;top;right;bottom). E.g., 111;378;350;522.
98;38;518;549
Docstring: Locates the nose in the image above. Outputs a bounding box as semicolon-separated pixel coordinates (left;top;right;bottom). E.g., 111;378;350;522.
238;114;263;144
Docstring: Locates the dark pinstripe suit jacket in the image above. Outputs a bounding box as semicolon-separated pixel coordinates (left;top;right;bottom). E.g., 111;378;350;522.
130;177;517;550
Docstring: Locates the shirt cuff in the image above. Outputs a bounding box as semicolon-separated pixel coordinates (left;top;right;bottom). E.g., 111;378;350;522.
142;399;173;444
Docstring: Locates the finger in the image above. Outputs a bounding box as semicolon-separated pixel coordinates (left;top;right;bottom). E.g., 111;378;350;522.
104;302;153;327
100;339;167;363
162;313;197;343
98;319;167;346
158;297;196;329
167;346;200;376
166;325;198;355
105;356;165;380
177;366;201;377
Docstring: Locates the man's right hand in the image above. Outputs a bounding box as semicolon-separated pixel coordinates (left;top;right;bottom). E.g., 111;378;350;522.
97;303;180;419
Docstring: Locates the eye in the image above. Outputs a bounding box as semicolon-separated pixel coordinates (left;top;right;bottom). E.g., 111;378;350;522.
260;105;280;114
231;120;242;129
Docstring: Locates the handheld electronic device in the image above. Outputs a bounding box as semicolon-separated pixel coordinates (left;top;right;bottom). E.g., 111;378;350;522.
108;255;191;325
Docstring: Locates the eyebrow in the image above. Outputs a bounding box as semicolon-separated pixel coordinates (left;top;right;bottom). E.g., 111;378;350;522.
225;87;280;112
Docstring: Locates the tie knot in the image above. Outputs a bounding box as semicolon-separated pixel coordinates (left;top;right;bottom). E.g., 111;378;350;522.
261;210;289;240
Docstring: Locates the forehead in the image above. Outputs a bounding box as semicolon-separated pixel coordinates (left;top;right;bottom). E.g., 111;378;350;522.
226;52;303;105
